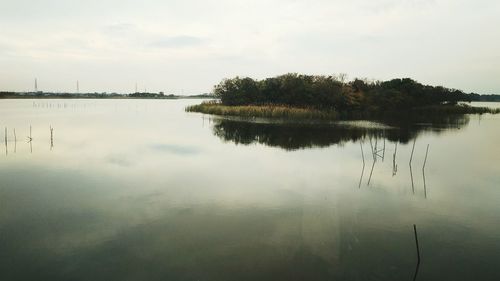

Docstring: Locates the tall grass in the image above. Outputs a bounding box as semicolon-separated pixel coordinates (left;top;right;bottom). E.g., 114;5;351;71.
186;101;500;121
186;102;338;120
412;104;500;115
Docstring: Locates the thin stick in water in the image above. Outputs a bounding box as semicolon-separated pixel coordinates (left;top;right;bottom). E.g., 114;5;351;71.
4;127;7;155
409;139;416;194
414;224;421;262
50;126;54;150
359;141;366;188
13;128;17;153
382;138;386;161
422;144;430;198
369;137;375;161
27;125;33;142
413;224;421;281
409;138;416;166
423;168;427;199
28;125;33;154
422;144;430;171
410;164;415;194
360;141;365;166
367;160;376;186
392;142;398;176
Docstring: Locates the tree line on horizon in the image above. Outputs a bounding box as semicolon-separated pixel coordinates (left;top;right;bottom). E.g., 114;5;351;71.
212;73;492;111
0;91;212;99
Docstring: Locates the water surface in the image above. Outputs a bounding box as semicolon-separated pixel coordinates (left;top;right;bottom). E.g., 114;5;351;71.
1;99;499;281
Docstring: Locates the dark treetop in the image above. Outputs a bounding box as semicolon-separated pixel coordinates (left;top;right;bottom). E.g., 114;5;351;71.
213;74;495;110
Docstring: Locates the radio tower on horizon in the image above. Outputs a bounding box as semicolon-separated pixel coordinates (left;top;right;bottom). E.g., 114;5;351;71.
77;80;79;93
34;78;38;92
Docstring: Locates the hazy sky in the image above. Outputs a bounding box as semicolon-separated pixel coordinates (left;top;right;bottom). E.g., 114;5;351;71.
0;0;499;94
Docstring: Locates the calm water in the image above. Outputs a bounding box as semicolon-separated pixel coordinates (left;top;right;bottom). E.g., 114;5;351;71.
1;99;499;281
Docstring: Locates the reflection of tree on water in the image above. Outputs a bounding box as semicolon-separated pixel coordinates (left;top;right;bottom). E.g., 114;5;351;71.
211;114;470;151
209;116;457;280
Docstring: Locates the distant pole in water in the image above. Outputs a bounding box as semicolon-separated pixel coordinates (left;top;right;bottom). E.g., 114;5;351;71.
4;127;7;155
50;126;54;150
13;128;17;153
27;125;33;143
29;125;33;154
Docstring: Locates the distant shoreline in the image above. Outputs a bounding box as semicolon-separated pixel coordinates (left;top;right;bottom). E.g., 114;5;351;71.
0;92;215;100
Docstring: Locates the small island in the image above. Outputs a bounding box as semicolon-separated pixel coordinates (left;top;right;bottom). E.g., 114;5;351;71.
187;73;500;120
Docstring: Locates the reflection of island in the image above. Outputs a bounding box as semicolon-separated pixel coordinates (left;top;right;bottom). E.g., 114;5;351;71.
211;115;470;151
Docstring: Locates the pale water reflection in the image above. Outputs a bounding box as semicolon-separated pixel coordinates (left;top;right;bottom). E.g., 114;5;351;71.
0;99;499;280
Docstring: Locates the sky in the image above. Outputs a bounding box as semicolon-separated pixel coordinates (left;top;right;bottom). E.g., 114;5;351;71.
0;0;499;94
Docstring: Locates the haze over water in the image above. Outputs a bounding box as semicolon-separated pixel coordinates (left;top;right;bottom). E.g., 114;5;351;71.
1;99;500;281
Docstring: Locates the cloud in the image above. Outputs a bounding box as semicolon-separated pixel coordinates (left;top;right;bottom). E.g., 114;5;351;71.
149;36;205;49
102;23;137;35
0;0;499;93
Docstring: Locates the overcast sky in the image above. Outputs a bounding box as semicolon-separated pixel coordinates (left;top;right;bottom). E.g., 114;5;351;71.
0;0;499;94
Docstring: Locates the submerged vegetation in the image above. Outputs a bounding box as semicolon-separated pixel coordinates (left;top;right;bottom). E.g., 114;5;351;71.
187;74;500;120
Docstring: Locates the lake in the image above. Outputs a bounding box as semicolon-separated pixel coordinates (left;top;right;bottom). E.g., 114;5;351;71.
1;99;499;281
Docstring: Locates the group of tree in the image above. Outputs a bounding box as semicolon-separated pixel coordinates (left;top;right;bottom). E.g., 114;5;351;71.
465;93;500;102
212;73;490;111
128;92;175;98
